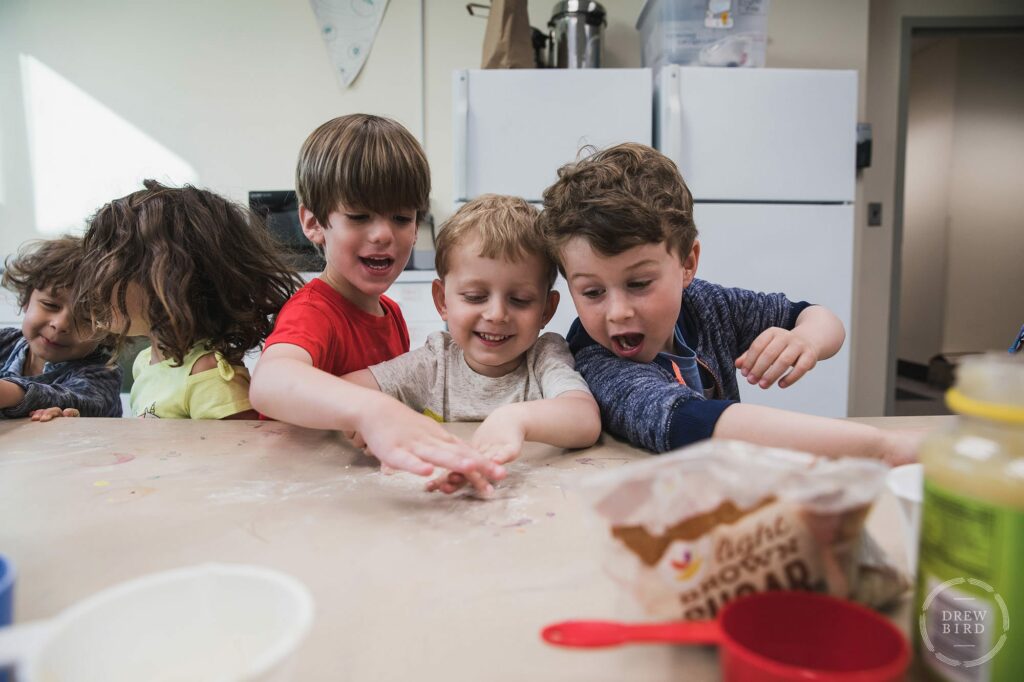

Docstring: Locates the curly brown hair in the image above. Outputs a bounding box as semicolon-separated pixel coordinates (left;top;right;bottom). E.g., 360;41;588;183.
73;180;303;366
3;235;86;309
435;195;557;290
539;143;697;270
296;114;431;229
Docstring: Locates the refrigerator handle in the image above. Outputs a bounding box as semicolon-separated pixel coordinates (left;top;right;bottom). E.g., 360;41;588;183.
660;66;683;164
452;70;469;202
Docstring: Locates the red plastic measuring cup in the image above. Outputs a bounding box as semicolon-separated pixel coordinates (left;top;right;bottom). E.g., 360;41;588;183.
542;591;909;681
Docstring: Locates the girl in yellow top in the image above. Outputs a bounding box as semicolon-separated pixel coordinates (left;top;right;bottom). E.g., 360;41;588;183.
73;180;303;419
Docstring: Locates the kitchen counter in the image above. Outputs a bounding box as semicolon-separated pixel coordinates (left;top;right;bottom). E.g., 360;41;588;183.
0;416;951;680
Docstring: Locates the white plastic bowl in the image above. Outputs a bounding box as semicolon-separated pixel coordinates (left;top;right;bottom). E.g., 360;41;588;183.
0;563;313;682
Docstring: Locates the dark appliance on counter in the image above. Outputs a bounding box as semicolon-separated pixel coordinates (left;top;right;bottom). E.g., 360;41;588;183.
249;190;324;271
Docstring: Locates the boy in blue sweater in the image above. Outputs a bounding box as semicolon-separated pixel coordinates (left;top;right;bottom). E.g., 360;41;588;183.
1;236;122;419
540;143;916;464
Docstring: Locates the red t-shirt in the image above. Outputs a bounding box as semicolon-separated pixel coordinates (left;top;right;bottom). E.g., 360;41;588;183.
264;278;410;376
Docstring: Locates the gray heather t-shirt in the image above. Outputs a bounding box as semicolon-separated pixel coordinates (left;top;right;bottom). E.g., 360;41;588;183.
368;331;591;422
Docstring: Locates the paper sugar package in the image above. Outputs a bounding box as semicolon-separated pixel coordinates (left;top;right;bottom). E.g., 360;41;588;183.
577;440;907;621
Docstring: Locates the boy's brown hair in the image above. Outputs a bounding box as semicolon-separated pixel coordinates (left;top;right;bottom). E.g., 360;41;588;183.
539;143;697;269
296;114;431;228
435;195;557;290
2;236;86;309
73;180;303;366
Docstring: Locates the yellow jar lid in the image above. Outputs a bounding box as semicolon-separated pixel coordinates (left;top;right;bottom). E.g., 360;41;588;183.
946;388;1024;424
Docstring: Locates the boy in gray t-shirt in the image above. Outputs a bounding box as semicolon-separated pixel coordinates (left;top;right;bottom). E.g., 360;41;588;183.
343;195;601;495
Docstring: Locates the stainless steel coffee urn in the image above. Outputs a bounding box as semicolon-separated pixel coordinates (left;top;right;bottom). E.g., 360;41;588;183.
548;0;606;68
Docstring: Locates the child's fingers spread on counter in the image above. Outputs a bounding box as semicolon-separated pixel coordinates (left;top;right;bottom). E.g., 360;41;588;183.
483;444;520;465
463;470;494;497
475;459;507;481
378;448;434;476
30;407;65;422
425;472;458;493
408;440;481;474
426;470;495;497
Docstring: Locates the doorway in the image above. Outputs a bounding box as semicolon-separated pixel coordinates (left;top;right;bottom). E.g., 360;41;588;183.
891;22;1024;416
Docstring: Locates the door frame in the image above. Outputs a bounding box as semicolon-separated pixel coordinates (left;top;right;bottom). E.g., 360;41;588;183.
885;15;1024;415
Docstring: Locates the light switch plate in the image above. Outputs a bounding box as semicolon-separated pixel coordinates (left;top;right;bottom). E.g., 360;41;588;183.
868;202;882;227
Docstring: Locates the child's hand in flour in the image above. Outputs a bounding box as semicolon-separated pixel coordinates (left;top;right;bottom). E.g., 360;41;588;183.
425;409;524;497
356;397;506;496
471;409;526;465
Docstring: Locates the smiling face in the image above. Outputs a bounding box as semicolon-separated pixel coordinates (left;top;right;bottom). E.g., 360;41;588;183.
433;237;558;378
301;203;417;314
21;287;102;369
561;237;699;363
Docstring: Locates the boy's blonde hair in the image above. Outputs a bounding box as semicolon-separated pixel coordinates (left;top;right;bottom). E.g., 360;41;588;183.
435;195;557;290
296;114;430;227
540;143;698;268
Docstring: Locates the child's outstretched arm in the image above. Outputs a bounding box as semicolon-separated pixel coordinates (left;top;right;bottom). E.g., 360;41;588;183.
735;305;845;389
341;366;499;497
251;344;503;481
473;391;601;458
0;364;122;419
577;345;918;463
714;403;919;466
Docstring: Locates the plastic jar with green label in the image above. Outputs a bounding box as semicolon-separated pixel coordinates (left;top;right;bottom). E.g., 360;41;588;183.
914;354;1023;681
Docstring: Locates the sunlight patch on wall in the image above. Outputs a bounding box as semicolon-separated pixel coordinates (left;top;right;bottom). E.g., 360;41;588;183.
0;121;6;206
20;54;197;235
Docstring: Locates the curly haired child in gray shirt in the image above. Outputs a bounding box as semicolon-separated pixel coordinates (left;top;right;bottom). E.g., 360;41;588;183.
344;195;601;494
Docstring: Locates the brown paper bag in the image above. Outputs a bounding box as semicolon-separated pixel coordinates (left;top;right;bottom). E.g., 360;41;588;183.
481;0;534;69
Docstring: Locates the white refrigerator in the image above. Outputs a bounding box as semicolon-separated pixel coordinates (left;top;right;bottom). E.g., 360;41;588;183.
452;68;653;338
656;66;857;417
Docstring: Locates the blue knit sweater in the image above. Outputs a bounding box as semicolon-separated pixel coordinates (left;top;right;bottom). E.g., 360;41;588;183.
0;327;123;418
567;278;808;452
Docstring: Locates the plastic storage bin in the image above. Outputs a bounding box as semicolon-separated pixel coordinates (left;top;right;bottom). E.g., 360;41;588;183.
636;0;770;69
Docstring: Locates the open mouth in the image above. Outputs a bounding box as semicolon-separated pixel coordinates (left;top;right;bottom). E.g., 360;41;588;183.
359;256;394;272
611;333;645;356
474;332;512;347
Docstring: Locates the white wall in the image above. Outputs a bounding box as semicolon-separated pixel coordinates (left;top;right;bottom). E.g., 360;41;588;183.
1;0;872;252
898;37;957;365
3;0;891;407
0;0;424;257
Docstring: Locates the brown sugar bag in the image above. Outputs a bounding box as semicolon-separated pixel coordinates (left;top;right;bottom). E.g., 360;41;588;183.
578;441;904;620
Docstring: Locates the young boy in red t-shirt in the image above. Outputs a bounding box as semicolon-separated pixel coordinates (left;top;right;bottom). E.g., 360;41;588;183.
251;115;501;490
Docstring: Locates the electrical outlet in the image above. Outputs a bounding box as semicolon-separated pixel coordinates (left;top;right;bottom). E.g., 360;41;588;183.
867;202;882;227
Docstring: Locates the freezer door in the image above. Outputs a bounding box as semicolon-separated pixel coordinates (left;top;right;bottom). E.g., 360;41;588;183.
453;69;652;202
657;66;857;202
693;203;853;417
